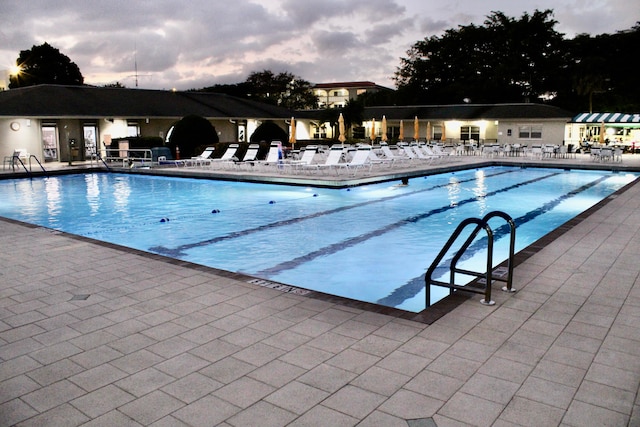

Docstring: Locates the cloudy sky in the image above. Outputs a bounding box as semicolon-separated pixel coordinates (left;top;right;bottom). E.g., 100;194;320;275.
1;0;637;91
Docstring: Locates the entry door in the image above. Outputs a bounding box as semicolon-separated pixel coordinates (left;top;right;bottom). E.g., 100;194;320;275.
42;125;58;161
83;125;98;158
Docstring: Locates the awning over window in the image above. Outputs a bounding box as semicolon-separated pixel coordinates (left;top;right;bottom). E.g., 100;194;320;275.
572;112;640;123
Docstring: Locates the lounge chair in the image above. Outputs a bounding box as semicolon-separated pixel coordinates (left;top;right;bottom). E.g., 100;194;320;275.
285;145;318;173
368;146;394;168
345;145;374;175
314;145;349;174
255;141;283;170
210;144;240;168
380;142;410;164
189;146;215;167
409;142;436;163
235;143;260;169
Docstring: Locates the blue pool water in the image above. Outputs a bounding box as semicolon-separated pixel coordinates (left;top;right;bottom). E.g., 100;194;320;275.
1;167;637;312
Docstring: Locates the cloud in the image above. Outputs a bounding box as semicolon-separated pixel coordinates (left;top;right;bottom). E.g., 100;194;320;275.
0;0;636;90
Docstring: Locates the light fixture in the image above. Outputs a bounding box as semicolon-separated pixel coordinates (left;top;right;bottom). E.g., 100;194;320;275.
10;122;20;131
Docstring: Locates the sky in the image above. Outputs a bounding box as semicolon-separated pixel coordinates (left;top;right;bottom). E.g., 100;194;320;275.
0;0;637;91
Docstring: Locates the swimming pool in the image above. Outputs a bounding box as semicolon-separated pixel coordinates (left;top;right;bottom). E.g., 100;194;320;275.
1;167;637;312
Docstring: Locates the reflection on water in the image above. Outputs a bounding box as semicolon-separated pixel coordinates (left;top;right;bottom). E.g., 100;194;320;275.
85;174;101;215
44;178;61;223
112;177;131;213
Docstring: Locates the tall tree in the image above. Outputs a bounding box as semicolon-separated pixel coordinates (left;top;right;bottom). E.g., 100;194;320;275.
557;24;640;112
244;70;318;109
9;42;84;88
394;10;565;104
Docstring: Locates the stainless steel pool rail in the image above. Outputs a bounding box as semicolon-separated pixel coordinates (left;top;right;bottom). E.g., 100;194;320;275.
425;211;517;306
7;154;47;177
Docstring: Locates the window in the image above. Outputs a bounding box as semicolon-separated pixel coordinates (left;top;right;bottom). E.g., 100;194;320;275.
460;126;480;141
127;122;140;137
518;125;543;139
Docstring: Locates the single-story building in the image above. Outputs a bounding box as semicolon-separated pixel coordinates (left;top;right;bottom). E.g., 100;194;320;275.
357;104;573;147
0;84;298;163
1;84;585;165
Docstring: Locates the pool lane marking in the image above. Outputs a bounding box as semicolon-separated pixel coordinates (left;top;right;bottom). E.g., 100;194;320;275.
256;171;563;277
149;168;518;257
376;174;611;308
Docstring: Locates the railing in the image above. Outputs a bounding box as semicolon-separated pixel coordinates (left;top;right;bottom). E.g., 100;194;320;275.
425;211;516;306
104;148;153;167
7;154;47;177
28;155;47;176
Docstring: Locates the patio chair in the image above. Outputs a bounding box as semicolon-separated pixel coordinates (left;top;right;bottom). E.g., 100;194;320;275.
314;145;348;174
235;143;260;169
210;144;240;168
345;145;374;175
379;142;410;164
189;146;216;167
255;141;283;170
284;145;318;173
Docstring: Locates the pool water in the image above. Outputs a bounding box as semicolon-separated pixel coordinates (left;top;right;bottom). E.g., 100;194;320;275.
1;167;637;312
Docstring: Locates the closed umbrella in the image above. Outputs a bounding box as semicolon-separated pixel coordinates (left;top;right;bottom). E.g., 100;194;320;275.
426;121;432;142
413;116;419;141
289;117;296;149
398;120;404;142
338;113;346;145
381;115;388;142
599;122;605;144
441;122;446;142
370;119;376;143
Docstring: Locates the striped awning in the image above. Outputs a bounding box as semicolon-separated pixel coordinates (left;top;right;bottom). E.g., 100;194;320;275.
572;112;640;124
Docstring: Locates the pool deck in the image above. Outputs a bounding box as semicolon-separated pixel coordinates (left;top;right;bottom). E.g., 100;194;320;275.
1;154;639;426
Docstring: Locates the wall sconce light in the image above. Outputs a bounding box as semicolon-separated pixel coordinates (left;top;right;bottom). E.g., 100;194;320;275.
10;122;20;131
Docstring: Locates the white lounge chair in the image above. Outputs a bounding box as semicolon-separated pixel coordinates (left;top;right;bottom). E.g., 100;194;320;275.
379;142;410;164
409;143;436;163
255;141;283;170
235;143;260;169
345;146;374;175
315;145;348;174
285;145;318;173
189;146;215;167
210;144;240;168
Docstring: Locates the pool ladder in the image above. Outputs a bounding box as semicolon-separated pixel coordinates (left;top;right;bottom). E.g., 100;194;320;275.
425;211;517;306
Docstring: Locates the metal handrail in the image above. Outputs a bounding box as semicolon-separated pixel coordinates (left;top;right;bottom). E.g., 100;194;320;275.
425;210;516;306
104;148;153;166
28;155;47;176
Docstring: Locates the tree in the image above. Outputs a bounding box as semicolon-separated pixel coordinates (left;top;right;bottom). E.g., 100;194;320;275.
555;24;640;112
9;42;84;88
394;10;565;104
244;70;318;109
167;115;219;159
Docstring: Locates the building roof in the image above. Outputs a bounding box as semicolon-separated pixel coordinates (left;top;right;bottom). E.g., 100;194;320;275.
0;84;295;119
572;112;640;124
362;103;574;121
312;81;391;91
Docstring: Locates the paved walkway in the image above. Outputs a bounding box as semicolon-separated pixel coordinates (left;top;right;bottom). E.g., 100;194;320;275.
0;154;639;426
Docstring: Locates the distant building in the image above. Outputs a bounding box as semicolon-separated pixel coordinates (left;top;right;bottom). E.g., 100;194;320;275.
0;70;9;91
312;81;392;108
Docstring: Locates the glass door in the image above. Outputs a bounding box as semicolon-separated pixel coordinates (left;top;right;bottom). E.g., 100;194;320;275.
42;125;58;161
83;124;98;158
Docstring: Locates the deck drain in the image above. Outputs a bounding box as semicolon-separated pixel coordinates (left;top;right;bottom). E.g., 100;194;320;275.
247;278;310;295
70;294;90;301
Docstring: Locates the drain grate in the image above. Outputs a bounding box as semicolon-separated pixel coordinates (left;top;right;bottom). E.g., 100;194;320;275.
247;278;310;295
70;294;90;301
